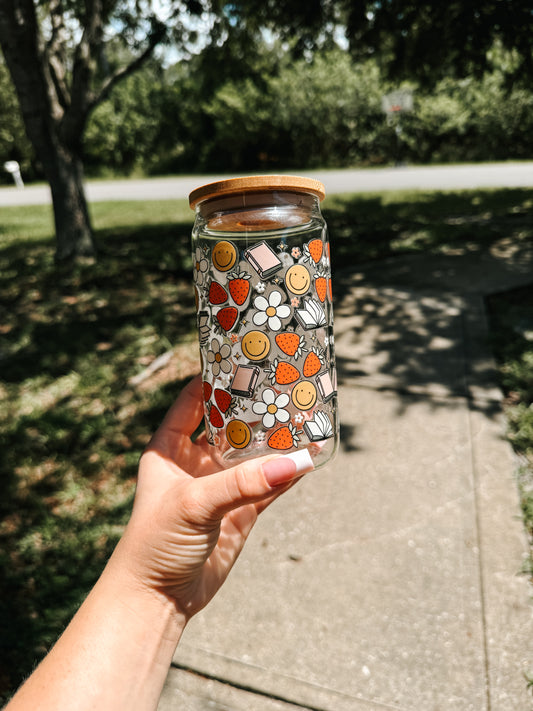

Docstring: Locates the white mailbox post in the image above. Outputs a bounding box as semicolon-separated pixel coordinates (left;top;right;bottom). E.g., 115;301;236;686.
3;160;24;188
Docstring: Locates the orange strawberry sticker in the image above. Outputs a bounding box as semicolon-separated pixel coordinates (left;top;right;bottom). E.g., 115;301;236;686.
303;348;324;378
228;271;251;305
306;239;323;264
314;272;327;303
267;423;300;450
275;332;307;360
267;358;300;385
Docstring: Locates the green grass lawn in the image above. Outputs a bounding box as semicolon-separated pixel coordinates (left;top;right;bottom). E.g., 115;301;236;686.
0;189;532;700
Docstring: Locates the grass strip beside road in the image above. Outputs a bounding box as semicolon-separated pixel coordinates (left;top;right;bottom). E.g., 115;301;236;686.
0;189;532;699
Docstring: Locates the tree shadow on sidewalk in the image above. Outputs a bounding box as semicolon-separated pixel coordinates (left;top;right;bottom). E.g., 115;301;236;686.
325;188;533;454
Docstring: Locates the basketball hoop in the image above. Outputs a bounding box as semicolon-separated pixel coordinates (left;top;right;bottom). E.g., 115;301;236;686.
381;89;414;165
381;89;414;116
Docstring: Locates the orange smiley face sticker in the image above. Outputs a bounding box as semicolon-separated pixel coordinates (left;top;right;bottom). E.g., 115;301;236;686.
285;264;311;295
226;419;252;449
212;241;237;272
291;380;317;411
241;330;271;361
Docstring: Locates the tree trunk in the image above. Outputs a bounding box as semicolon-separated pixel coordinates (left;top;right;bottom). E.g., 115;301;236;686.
46;144;96;262
0;0;97;263
1;0;165;263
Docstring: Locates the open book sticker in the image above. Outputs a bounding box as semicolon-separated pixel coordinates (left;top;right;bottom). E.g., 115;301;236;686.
303;410;334;442
294;297;326;330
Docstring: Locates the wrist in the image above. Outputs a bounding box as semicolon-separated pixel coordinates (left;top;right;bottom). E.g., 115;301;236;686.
105;537;189;639
7;539;188;711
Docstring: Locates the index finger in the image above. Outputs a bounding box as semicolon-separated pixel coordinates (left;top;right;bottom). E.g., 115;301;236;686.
158;374;204;438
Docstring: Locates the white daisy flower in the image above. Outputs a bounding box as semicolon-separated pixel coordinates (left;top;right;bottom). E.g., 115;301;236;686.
193;247;209;286
254;281;266;294
252;388;290;428
206;338;232;376
252;290;291;332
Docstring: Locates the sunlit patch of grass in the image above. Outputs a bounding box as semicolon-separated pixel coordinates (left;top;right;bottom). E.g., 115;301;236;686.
323;188;533;265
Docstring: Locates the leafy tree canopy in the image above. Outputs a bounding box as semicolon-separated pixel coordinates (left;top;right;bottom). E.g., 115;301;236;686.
348;0;533;83
222;0;533;84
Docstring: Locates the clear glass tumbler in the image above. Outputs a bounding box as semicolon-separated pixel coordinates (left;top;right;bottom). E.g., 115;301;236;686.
189;175;338;469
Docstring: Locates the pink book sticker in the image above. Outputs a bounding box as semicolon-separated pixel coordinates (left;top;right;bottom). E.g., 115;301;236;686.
244;241;283;279
316;370;336;403
230;365;260;398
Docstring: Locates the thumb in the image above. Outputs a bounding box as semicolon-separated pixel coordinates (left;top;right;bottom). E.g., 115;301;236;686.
187;449;314;524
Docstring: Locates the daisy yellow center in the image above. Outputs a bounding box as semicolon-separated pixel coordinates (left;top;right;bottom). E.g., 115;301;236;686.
215;352;222;362
266;306;277;317
267;404;278;414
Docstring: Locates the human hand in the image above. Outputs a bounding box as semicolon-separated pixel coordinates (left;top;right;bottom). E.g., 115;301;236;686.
3;375;314;711
116;375;314;621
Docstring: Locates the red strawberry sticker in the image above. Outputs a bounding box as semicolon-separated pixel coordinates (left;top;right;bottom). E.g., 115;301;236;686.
228;271;251;306
268;423;300;450
214;388;235;416
328;277;333;302
314;273;327;303
267;358;300;385
307;239;323;264
209;404;224;428
209;281;228;305
303;348;324;378
275;332;307;360
203;381;212;402
216;306;238;332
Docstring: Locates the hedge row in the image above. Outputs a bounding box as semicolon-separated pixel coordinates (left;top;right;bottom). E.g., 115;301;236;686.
2;48;532;182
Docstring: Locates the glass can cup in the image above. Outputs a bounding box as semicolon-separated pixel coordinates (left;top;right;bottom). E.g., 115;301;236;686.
189;175;338;469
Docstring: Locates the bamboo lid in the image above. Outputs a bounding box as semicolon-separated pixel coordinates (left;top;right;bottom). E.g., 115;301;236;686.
189;175;326;209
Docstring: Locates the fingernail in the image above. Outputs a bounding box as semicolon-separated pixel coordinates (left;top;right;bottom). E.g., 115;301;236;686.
262;449;314;488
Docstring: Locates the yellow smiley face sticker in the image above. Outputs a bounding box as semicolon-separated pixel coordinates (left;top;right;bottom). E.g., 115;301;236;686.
285;264;311;295
241;330;271;361
212;241;237;272
226;419;252;449
291;381;317;411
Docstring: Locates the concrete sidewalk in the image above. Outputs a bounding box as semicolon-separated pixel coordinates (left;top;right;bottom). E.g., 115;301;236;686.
158;240;533;710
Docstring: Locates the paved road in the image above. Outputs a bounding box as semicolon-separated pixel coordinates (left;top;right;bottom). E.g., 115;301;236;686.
1;162;532;206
